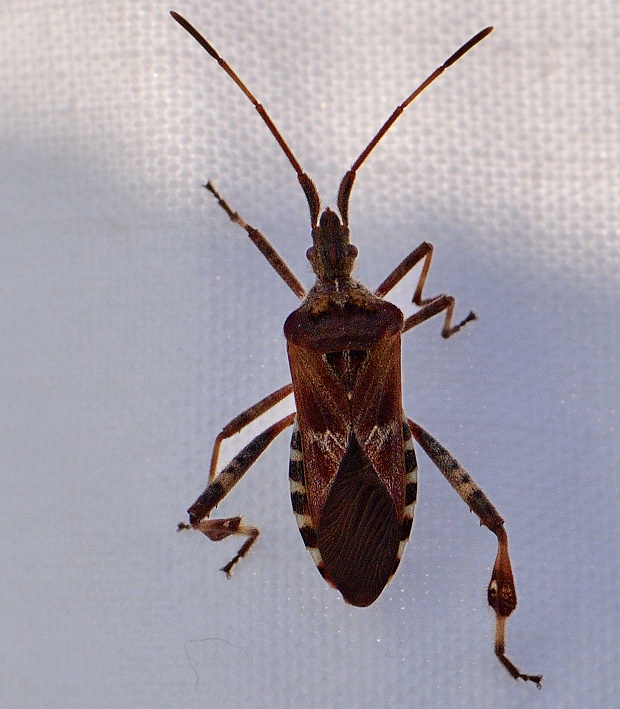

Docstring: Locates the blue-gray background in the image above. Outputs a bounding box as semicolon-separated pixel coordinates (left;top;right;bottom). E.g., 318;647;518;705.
2;1;618;707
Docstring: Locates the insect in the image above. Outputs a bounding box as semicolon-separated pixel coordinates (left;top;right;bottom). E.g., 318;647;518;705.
171;11;541;686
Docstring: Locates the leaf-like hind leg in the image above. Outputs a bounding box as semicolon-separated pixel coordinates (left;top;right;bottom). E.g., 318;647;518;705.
180;411;296;575
407;418;542;687
190;516;260;578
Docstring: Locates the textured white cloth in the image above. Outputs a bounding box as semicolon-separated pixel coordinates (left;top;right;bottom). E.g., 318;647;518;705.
1;1;618;707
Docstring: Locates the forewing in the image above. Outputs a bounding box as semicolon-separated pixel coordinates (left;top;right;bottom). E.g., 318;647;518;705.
286;341;350;520
317;435;401;606
351;334;406;517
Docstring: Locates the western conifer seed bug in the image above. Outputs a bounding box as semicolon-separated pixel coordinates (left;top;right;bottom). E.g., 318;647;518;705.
171;11;541;686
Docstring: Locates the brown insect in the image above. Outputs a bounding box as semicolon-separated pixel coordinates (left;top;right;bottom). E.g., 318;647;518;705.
171;11;541;685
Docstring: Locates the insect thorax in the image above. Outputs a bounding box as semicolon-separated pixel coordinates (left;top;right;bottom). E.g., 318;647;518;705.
283;280;404;353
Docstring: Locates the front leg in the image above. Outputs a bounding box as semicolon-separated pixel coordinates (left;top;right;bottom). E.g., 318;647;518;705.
205;182;306;299
407;418;542;687
375;242;476;338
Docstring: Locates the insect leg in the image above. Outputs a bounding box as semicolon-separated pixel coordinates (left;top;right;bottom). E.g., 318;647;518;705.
205;182;306;299
180;411;295;577
191;410;295;522
375;242;476;338
207;383;293;483
407;418;542;687
402;293;476;338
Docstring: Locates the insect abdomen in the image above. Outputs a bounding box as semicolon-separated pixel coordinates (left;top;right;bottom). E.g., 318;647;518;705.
289;419;328;577
317;435;400;606
289;418;418;607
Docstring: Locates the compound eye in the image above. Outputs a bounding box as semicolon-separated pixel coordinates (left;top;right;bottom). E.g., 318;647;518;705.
306;247;315;261
347;244;358;258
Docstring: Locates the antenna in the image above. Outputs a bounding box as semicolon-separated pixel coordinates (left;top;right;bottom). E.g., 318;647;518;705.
337;27;493;224
170;11;321;226
171;12;492;228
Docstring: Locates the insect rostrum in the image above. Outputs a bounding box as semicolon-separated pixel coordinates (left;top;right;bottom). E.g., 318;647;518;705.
171;11;541;686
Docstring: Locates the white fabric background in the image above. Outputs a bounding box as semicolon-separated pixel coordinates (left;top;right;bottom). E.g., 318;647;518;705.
1;1;618;707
